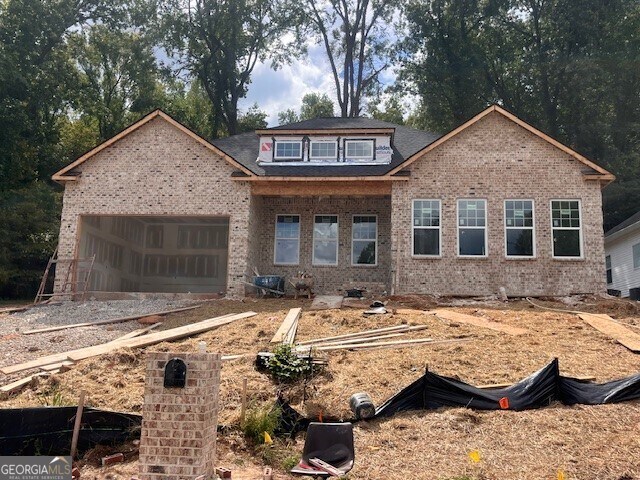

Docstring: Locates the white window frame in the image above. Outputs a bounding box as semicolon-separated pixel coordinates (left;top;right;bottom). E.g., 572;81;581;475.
273;140;303;160
273;214;300;265
504;199;536;259
351;215;378;266
550;199;583;260
312;214;339;266
457;199;488;258
411;199;442;258
633;243;640;269
344;139;374;160
309;140;338;160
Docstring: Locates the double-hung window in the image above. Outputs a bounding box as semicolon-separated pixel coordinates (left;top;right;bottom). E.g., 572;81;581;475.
352;216;377;265
344;140;374;160
310;141;337;160
458;199;487;256
274;215;300;265
274;140;302;160
551;200;582;258
504;200;535;257
313;215;339;265
412;200;440;256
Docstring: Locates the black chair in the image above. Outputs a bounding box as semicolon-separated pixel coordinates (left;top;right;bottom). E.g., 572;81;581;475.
291;422;355;478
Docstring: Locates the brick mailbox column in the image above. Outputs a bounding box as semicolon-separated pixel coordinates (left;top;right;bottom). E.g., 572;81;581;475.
139;352;221;480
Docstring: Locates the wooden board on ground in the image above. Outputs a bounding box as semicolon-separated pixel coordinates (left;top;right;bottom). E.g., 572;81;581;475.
22;305;200;335
1;312;256;375
296;324;415;346
428;309;530;335
39;361;74;372
578;313;640;353
1;370;59;395
310;295;343;310
270;308;302;344
113;322;162;341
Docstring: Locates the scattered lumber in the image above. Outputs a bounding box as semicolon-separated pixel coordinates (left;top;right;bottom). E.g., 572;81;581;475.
301;326;430;348
296;324;418;346
0;305;30;315
270;308;302;345
113;322;162;341
21;305;200;335
427;309;530;335
478;375;596;390
303;337;469;352
1;312;256;375
0;370;59;396
39;361;74;372
578;313;640;353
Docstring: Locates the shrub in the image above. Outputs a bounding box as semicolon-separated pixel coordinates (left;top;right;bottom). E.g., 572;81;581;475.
267;344;314;383
242;404;280;445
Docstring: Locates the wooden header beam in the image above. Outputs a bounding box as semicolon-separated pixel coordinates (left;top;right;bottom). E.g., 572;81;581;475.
251;181;392;196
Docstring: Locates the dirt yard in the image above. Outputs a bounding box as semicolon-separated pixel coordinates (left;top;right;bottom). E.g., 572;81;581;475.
1;295;640;479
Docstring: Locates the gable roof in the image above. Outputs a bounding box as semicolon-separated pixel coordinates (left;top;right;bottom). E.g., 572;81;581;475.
385;105;615;183
211;119;440;177
52;110;256;182
605;211;640;238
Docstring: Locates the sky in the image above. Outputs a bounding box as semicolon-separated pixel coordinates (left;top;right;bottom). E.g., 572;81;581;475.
237;42;400;127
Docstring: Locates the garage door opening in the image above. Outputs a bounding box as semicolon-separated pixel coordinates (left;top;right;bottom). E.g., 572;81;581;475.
78;216;229;293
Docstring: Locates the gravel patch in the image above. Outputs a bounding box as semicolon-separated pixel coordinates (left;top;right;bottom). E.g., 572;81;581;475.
0;299;197;380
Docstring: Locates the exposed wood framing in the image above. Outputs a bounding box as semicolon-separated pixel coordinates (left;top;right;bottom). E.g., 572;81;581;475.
251;181;391;196
255;128;395;136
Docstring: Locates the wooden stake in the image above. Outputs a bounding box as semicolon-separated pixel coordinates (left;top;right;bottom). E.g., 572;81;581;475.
240;377;248;425
70;391;86;459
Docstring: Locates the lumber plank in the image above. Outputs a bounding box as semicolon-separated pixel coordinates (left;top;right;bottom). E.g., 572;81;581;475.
39;361;74;372
429;309;530;335
296;324;414;346
270;308;302;344
301;326;429;348
113;322;162;341
578;313;640;353
0;370;59;395
22;305;200;335
314;337;470;352
1;312;255;375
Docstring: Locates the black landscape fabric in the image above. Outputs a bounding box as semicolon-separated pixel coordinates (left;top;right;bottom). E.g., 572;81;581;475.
0;407;141;455
374;359;640;418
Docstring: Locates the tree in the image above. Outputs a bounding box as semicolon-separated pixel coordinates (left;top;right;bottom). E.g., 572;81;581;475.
238;103;268;132
291;0;402;117
69;25;163;140
277;92;335;124
160;0;292;136
368;95;405;124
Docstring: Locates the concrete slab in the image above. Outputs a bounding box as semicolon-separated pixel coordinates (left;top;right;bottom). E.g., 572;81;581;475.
310;295;344;310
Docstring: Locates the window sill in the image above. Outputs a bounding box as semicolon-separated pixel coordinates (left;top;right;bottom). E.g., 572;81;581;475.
311;263;339;267
552;256;585;261
351;263;379;267
457;255;489;259
505;256;537;260
411;255;442;259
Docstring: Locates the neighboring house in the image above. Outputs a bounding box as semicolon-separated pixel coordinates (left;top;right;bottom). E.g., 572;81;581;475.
604;212;640;299
51;105;615;298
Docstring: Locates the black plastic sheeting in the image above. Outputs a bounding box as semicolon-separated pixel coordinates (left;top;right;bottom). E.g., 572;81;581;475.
0;407;141;456
374;359;640;418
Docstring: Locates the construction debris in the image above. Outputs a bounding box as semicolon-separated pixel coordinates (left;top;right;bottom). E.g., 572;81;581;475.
270;307;302;345
22;305;199;335
428;309;530;335
578;313;640;353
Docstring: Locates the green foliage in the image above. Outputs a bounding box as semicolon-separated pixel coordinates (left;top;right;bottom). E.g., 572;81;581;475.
277;92;335;124
281;454;299;471
241;404;280;445
38;385;72;406
238;103;268;133
267;344;314;383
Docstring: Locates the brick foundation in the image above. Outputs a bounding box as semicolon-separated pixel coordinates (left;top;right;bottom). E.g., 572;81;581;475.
139;352;221;480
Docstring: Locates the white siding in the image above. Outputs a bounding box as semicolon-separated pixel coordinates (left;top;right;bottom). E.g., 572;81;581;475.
604;225;640;297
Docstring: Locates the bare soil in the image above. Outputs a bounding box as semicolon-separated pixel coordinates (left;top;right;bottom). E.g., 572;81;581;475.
1;295;640;479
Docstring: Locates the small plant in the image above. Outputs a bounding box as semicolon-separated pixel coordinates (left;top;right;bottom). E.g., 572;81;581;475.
241;404;280;445
267;344;314;383
37;386;71;406
282;454;299;471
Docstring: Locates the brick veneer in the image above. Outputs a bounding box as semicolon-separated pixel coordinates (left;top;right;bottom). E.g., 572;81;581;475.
390;111;606;296
139;352;221;480
253;196;392;294
54;116;252;298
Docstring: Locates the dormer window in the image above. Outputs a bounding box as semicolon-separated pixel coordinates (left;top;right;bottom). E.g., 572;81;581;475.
345;139;375;161
310;141;338;160
274;140;303;160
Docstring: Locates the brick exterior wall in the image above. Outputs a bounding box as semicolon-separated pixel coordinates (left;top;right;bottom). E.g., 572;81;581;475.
252;196;392;294
55;117;252;297
391;111;606;296
139;352;221;480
